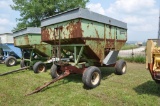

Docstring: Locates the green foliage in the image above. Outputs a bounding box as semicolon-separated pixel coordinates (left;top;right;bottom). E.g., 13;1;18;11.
118;55;146;63
11;0;89;31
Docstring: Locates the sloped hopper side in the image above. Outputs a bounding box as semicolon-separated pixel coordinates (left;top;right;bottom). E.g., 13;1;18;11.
41;8;127;65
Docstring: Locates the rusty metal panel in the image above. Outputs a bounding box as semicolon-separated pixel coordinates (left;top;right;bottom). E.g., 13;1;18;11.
13;27;41;47
14;34;41;47
84;40;105;62
41;8;127;64
33;44;52;57
81;19;104;38
115;28;127;50
41;18;127;62
42;19;83;43
13;27;52;57
81;20;105;62
14;35;30;46
81;19;127;61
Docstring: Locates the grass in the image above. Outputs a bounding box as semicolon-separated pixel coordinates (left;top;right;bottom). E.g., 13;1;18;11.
0;62;160;106
118;55;146;63
121;44;139;50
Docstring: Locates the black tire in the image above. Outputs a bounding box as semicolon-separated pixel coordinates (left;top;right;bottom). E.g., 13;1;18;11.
82;66;101;88
115;59;127;75
50;64;63;79
5;56;17;67
20;60;27;68
33;61;46;73
154;79;160;84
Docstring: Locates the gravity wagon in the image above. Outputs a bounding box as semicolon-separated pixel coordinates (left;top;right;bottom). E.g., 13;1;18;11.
40;8;128;88
13;27;52;73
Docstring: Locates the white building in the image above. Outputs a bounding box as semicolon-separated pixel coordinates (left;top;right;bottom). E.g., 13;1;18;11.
0;33;13;44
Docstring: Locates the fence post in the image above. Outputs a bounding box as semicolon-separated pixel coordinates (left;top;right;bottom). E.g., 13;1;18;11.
131;48;134;58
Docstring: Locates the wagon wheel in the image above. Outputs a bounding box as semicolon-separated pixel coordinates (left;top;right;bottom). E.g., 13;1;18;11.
82;66;101;88
33;61;46;73
154;79;160;84
20;60;29;68
5;56;17;67
115;59;127;75
50;64;63;79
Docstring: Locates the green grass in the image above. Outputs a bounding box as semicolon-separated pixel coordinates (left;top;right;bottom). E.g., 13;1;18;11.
0;63;160;106
121;44;139;50
118;55;146;63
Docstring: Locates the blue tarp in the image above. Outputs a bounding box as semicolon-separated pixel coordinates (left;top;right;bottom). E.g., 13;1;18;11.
0;43;22;59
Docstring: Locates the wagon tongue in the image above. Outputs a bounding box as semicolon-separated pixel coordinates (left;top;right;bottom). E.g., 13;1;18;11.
0;66;29;76
25;70;70;96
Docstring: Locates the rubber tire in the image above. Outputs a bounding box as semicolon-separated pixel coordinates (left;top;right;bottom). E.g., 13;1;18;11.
82;66;101;88
33;61;46;73
20;60;27;68
154;80;160;84
50;64;63;79
115;59;127;75
5;56;17;67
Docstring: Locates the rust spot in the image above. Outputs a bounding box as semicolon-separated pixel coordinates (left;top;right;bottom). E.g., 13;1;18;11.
58;26;63;31
87;24;89;29
84;45;100;61
66;19;83;38
60;65;85;74
148;63;153;72
82;37;104;41
109;25;112;39
24;35;29;45
54;26;63;39
42;19;85;44
115;40;126;50
13;38;17;46
95;29;99;38
106;39;115;49
148;63;154;78
42;46;46;51
41;27;50;42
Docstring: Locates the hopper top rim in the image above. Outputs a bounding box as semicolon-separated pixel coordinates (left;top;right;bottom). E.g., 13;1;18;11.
41;8;127;29
13;27;41;37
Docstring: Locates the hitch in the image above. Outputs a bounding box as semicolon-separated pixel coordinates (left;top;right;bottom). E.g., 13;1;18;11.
25;70;70;96
0;66;29;76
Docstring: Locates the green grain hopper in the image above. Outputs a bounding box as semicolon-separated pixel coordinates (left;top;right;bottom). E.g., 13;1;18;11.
40;8;127;88
13;27;52;73
27;8;128;94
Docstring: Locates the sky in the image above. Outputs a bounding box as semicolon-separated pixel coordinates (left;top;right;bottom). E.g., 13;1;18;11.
0;0;160;42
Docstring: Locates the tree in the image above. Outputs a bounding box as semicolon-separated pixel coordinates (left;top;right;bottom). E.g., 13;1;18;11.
11;0;89;31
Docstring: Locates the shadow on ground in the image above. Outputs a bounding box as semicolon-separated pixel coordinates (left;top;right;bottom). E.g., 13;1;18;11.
32;67;116;93
134;81;160;97
100;67;115;80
